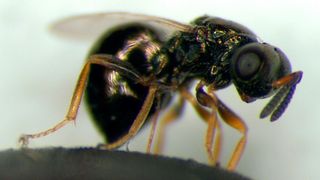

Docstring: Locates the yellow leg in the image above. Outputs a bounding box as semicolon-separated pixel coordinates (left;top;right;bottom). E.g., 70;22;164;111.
153;98;185;154
208;85;247;170
102;86;157;149
213;121;222;165
179;87;222;166
214;97;248;170
19;54;148;147
146;104;161;153
19;59;91;146
204;109;223;165
181;83;247;170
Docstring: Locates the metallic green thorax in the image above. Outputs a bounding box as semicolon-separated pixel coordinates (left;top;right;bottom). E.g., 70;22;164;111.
154;16;257;89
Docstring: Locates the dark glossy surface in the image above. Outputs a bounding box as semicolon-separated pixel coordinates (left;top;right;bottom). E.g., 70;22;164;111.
86;25;163;143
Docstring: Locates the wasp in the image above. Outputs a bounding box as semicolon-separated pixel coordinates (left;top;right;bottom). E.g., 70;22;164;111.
19;12;302;170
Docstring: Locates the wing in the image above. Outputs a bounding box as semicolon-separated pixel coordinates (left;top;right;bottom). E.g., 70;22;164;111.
50;12;192;41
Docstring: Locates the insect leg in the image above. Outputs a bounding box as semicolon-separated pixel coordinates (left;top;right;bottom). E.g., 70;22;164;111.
180;87;222;166
146;97;162;153
19;54;145;146
153;97;185;154
102;86;157;149
213;94;248;170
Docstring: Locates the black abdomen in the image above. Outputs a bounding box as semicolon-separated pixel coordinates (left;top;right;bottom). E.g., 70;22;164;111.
85;24;163;143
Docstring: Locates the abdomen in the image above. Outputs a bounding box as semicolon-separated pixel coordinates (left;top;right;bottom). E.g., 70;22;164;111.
85;24;165;143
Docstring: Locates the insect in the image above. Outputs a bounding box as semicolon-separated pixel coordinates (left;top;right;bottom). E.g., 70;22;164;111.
19;12;303;170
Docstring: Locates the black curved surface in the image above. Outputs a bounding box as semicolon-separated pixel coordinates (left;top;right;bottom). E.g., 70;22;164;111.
0;147;251;179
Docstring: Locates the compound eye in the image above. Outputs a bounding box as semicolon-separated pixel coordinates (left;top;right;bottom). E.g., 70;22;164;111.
236;52;262;79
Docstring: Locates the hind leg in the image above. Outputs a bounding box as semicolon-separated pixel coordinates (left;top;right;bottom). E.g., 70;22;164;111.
19;54;150;147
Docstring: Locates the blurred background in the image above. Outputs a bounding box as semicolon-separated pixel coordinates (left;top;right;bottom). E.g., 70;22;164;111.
0;0;318;179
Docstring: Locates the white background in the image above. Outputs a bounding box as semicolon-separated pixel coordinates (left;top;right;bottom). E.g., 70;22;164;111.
0;0;318;179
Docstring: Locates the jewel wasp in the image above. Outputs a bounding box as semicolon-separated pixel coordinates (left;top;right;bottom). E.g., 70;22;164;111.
19;12;303;170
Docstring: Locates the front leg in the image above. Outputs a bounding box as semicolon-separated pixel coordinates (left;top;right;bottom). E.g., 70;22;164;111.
179;86;222;166
192;82;248;170
207;85;248;170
